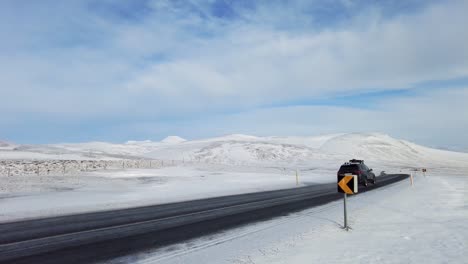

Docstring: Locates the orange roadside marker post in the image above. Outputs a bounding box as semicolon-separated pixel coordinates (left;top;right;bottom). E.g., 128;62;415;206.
337;174;358;231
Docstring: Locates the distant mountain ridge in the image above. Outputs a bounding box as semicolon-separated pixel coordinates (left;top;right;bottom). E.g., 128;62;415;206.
1;133;468;169
0;140;16;150
161;136;187;144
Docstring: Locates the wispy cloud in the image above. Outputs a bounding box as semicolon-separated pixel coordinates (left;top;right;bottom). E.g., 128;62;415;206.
1;0;467;146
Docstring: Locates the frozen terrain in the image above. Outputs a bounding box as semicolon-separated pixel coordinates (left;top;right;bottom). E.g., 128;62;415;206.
125;172;467;264
1;133;468;222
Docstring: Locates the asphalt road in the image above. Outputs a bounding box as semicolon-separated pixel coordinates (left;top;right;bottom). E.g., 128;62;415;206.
0;173;408;264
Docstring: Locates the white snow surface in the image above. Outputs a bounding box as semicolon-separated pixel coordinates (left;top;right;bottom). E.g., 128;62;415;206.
118;172;468;264
1;132;468;222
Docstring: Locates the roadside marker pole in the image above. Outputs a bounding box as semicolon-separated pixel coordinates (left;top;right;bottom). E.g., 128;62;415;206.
410;173;414;186
343;193;348;231
295;169;299;186
338;174;357;231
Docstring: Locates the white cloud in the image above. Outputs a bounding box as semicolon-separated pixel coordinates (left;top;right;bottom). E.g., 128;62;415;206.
0;0;467;146
122;0;468;107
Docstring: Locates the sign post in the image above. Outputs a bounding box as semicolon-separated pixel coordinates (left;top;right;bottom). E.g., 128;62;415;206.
337;173;358;231
343;193;348;229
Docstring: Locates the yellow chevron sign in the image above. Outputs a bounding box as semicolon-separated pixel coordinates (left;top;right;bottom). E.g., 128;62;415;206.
337;174;358;194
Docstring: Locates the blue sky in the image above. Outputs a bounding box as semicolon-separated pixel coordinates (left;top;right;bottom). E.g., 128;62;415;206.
1;0;467;149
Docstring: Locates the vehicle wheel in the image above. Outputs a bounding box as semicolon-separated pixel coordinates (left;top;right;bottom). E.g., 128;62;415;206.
372;177;376;184
363;178;368;187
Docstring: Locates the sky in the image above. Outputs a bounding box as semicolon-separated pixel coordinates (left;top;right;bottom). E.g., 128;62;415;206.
0;0;467;150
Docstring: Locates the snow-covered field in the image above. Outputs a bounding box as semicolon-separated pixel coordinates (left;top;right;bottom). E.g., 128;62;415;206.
1;133;468;222
119;172;468;264
0;165;332;222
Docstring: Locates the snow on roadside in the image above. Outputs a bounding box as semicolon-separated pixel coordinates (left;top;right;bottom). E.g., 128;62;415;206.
128;172;467;264
258;173;468;264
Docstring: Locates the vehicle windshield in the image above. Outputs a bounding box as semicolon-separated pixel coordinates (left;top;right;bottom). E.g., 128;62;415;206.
339;165;359;173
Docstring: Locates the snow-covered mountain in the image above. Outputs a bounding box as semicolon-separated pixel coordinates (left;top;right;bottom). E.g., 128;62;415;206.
0;140;16;150
1;133;468;168
160;136;187;144
143;133;468;168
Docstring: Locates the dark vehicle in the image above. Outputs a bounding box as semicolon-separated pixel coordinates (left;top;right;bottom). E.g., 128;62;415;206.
337;159;376;187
